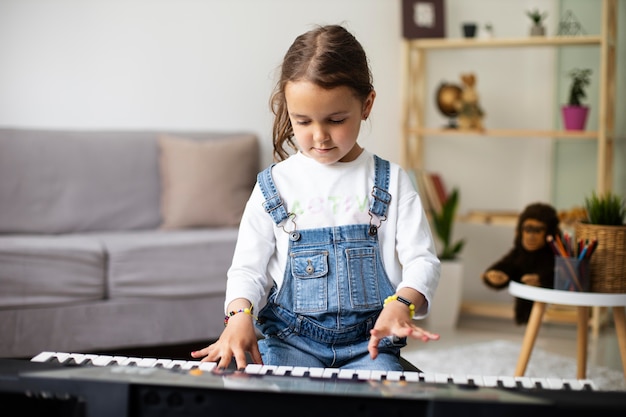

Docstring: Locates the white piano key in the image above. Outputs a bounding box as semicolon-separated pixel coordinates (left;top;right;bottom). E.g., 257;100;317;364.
102;355;125;365
402;371;419;382
82;354;100;364
90;355;112;366
31;351;57;362
322;368;339;379
153;359;173;368
307;367;325;378
421;373;436;383
434;373;451;384
164;360;188;369
385;371;403;381
467;375;484;386
245;363;263;374
356;369;372;380
482;376;499;387
182;361;201;370
338;369;357;380
369;370;387;381
120;357;142;366
52;352;71;364
546;378;565;390
450;374;468;385
137;358;158;367
531;377;549;389
288;366;309;377
198;362;217;372
498;376;517;388
64;353;86;365
274;366;293;376
260;365;278;375
562;378;583;390
514;376;536;389
580;379;597;390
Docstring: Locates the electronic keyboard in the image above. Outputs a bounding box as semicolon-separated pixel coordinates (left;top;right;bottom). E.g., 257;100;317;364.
0;351;624;417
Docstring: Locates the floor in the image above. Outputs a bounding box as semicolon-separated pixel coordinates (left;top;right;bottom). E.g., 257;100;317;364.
404;312;624;375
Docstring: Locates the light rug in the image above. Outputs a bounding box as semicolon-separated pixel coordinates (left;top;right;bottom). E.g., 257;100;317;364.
402;339;625;391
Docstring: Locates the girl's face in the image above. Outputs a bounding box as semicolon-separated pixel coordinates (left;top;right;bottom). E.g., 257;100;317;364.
285;80;375;164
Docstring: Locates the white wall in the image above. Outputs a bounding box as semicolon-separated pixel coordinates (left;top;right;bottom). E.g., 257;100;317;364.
0;0;621;307
0;0;403;168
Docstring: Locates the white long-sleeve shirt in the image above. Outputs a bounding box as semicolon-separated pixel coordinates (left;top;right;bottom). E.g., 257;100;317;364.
225;150;440;318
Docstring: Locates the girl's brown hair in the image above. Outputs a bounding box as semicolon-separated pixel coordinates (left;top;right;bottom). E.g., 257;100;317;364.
270;25;373;161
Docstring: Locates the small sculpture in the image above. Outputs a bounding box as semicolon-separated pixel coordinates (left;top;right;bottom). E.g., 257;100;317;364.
455;73;485;131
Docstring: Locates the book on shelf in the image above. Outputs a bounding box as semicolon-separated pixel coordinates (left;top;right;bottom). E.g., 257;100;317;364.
429;172;448;206
409;169;448;214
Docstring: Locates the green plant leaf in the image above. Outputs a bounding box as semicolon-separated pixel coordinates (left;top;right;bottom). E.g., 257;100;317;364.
583;191;626;225
432;188;465;260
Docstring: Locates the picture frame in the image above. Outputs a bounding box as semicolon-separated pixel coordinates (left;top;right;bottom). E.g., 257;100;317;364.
402;0;445;39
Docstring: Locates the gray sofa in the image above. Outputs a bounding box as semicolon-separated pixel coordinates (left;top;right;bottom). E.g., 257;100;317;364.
0;128;260;358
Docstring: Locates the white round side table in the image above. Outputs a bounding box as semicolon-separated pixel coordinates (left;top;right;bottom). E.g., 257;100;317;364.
508;281;626;379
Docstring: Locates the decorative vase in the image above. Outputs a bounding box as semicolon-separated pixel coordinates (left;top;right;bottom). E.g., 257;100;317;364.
575;223;626;293
530;24;545;36
562;105;589;130
462;23;477;38
425;260;464;328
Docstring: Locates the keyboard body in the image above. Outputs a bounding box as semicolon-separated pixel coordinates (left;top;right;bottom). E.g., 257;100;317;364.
0;352;624;417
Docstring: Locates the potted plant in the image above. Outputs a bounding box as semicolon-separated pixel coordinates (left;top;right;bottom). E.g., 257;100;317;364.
428;188;466;327
562;68;592;130
575;191;626;293
526;9;547;36
432;188;465;260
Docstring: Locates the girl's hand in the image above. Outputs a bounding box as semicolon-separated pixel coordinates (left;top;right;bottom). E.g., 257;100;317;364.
367;294;439;360
191;312;262;370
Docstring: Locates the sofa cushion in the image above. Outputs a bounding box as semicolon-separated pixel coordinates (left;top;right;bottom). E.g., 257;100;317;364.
0;129;162;233
0;235;106;308
158;134;259;229
99;229;239;299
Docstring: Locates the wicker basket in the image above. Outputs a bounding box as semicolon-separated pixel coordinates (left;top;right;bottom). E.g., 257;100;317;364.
574;223;626;293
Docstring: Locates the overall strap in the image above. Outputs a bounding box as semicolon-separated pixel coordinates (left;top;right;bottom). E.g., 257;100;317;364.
257;164;290;226
370;155;391;219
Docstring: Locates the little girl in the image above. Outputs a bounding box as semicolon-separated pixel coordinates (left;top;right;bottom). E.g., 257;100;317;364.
192;24;440;371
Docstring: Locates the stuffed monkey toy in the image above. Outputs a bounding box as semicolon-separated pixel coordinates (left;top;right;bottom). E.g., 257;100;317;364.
482;203;560;324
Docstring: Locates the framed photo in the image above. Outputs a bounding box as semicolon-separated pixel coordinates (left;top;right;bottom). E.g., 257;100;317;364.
402;0;445;39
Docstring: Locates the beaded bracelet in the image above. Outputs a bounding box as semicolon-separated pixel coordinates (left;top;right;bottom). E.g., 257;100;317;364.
224;305;254;327
383;295;416;314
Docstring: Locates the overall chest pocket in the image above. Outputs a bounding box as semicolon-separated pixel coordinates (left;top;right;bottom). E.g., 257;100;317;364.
346;246;385;310
290;250;328;313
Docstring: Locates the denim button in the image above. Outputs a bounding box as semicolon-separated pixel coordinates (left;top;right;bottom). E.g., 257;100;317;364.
368;225;378;236
305;260;314;275
289;231;301;241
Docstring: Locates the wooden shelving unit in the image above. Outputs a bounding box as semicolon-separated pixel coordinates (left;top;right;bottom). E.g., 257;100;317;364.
402;0;618;323
401;2;617;224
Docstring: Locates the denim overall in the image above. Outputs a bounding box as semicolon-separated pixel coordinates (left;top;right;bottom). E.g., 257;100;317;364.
255;155;405;370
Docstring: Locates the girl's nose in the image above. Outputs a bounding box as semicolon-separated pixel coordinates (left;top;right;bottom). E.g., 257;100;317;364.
313;124;329;143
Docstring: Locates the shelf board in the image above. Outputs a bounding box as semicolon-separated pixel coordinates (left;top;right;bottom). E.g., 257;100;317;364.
458;211;519;226
408;35;602;50
409;127;598;139
461;301;585;325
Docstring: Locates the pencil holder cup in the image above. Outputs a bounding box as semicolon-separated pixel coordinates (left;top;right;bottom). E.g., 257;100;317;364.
554;257;590;292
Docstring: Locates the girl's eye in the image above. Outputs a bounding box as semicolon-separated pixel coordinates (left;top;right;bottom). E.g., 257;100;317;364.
295;120;311;126
329;119;346;125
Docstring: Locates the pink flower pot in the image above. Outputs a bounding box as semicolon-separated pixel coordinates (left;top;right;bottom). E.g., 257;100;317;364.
561;105;589;130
